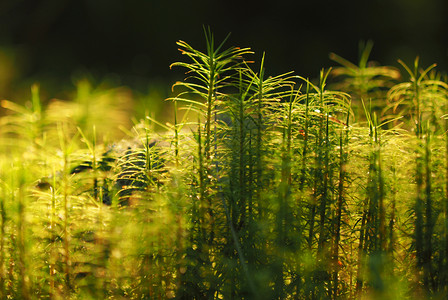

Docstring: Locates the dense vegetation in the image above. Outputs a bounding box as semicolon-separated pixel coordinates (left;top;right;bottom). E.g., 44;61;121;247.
1;31;448;299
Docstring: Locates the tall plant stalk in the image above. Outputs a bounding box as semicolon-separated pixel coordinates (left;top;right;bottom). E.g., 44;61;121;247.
423;128;435;291
331;106;350;298
388;58;444;294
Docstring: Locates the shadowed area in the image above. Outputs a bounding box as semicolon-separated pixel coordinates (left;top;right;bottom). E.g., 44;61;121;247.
0;0;446;100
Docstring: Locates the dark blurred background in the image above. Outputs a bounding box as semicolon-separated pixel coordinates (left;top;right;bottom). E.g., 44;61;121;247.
0;0;447;100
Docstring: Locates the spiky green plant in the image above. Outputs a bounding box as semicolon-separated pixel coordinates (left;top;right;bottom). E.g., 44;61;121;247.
3;29;448;300
330;41;400;122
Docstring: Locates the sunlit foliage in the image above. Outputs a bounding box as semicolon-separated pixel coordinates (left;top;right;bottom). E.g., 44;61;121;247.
1;31;448;299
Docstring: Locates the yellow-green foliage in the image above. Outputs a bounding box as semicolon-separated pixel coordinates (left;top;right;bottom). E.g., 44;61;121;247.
0;34;448;299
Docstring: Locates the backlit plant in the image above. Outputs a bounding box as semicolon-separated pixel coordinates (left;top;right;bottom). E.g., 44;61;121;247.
0;30;447;299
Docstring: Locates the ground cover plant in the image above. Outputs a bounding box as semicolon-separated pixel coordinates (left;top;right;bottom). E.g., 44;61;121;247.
1;30;448;299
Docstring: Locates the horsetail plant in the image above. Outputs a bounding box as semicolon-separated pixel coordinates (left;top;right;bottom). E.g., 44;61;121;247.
331;102;351;298
2;29;448;299
171;27;252;161
330;41;400;120
387;58;448;296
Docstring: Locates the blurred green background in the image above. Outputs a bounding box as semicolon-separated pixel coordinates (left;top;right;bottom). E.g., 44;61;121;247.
0;0;447;101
